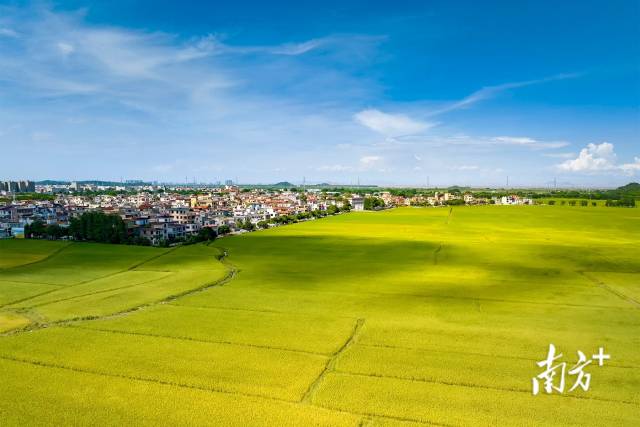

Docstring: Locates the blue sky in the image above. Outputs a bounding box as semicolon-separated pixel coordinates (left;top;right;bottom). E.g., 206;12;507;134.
0;1;638;186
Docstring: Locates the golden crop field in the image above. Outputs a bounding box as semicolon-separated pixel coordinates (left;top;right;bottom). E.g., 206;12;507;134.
0;206;638;425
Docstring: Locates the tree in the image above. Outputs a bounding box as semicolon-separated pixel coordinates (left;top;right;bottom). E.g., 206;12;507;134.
257;220;269;229
364;197;385;210
69;211;127;244
548;200;556;206
326;205;339;215
240;218;255;231
197;227;217;241
580;200;588;207
45;224;67;239
218;224;231;235
25;219;46;239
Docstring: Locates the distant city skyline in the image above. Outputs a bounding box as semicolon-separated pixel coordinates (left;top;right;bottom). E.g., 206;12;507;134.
1;1;638;186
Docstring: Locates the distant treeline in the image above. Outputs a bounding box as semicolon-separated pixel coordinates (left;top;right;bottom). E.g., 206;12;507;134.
240;203;351;231
0;193;55;203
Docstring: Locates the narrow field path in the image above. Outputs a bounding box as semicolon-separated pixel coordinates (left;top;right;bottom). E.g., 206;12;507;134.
301;318;365;403
579;271;640;309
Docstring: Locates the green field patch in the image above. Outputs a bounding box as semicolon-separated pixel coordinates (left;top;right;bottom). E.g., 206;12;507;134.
0;239;69;269
135;244;224;271
312;372;639;426
9;270;172;309
335;344;639;404
0;243;166;285
0;311;32;332
0;280;61;306
359;308;640;367
0;358;360;426
31;269;227;321
0;327;329;401
82;304;357;354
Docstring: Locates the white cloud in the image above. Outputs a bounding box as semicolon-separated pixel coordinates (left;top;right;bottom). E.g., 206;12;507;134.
269;39;325;55
620;157;640;174
31;131;52;142
360;155;382;165
558;142;640;175
354;109;433;136
492;136;537;145
0;27;19;38
491;136;569;149
316;164;353;172
558;142;616;172
543;152;575;159
57;42;75;56
455;165;479;170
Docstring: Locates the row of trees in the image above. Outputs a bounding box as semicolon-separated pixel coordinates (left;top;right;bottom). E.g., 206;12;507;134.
548;200;597;206
24;220;68;239
547;198;636;207
238;204;350;231
605;197;636;207
25;212;128;243
68;211;128;243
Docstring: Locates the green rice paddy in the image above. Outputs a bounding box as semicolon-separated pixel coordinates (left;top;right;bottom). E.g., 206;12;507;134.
0;206;638;425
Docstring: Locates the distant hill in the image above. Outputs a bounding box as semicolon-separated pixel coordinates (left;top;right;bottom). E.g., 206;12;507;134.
272;181;294;188
617;182;640;194
36;180;70;185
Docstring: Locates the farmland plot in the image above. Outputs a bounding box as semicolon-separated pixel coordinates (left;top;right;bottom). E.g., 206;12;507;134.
0;206;638;425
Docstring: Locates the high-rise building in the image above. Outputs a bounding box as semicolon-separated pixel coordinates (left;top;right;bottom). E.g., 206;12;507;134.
1;180;35;193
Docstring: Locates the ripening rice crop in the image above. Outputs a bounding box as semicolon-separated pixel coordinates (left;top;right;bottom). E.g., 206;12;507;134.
0;206;638;426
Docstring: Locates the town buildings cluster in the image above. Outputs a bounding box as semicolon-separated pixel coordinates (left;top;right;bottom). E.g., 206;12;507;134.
0;181;533;243
1;184;351;243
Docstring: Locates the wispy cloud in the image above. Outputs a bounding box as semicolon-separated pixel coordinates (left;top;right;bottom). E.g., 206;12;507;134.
0;5;389;181
0;27;19;38
543;152;575;159
430;73;581;116
385;134;569;150
354;109;434;136
360;155;383;166
490;136;569;149
316;164;354;172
